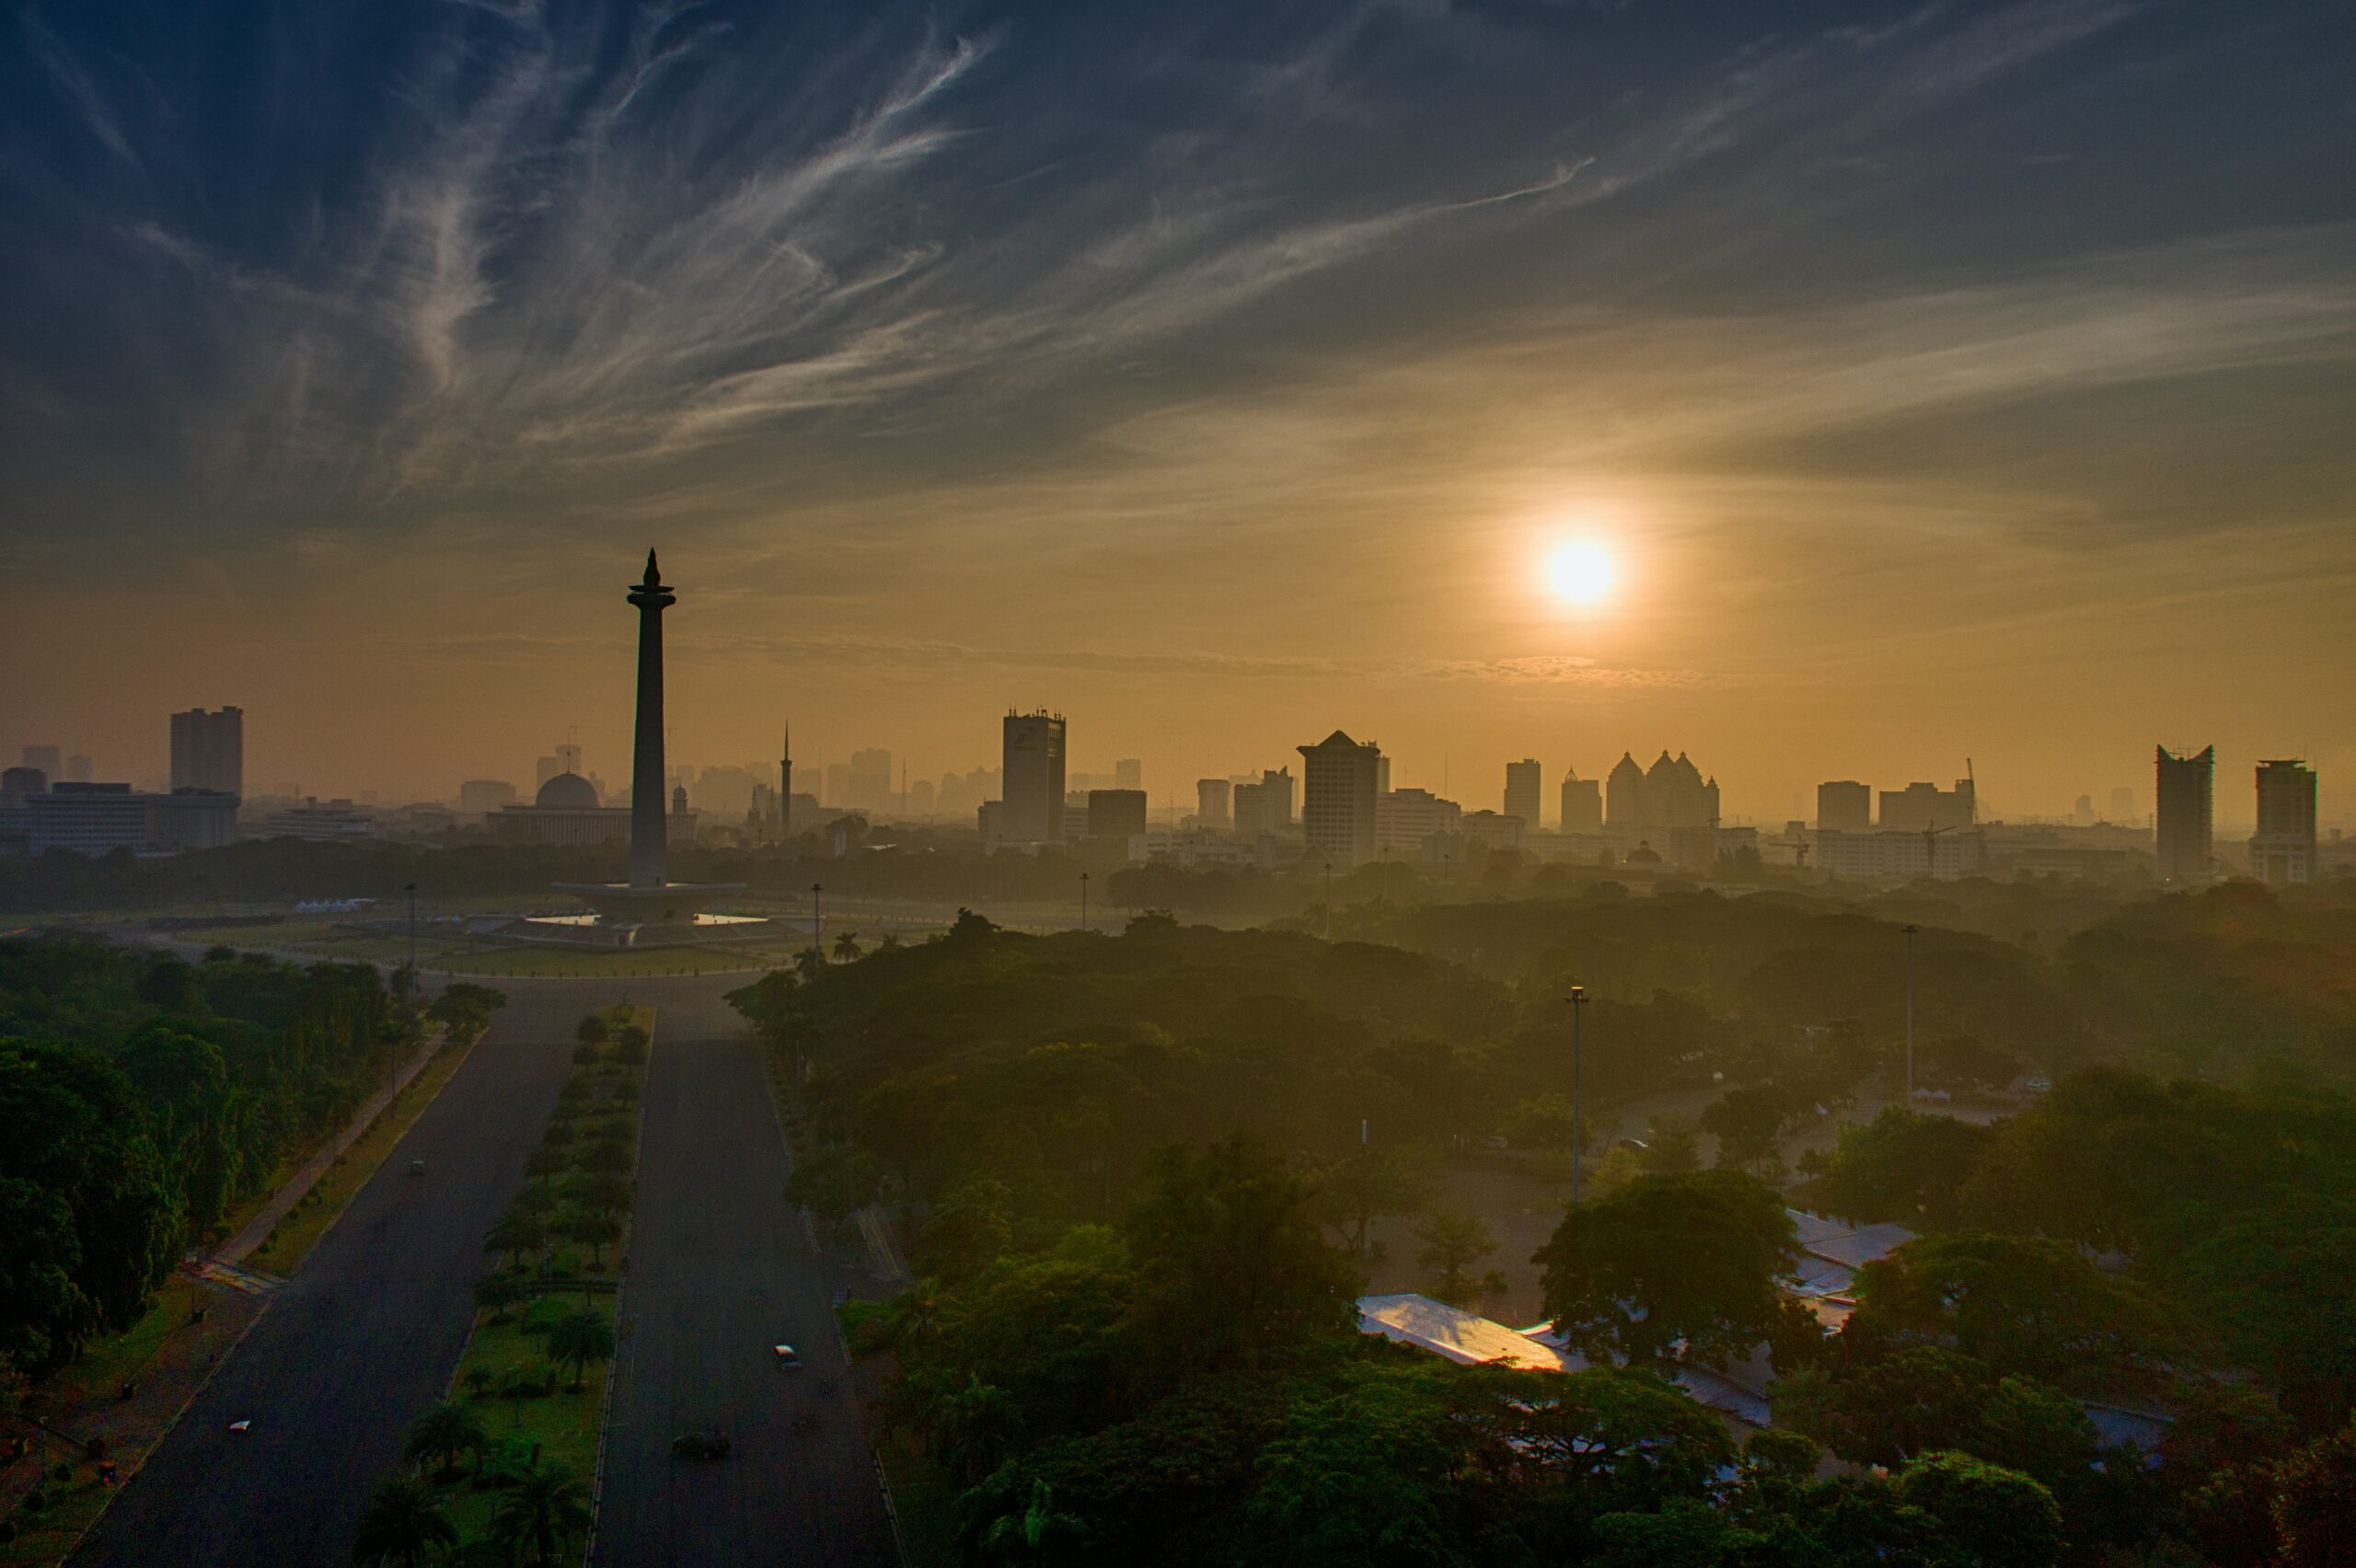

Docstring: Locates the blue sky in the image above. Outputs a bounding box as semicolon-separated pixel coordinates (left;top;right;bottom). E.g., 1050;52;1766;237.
3;1;2351;814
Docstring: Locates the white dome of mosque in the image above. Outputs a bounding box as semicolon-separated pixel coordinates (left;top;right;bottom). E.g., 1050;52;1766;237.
536;772;601;809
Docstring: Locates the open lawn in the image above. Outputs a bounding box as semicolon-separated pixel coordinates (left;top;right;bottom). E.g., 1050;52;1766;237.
441;945;779;978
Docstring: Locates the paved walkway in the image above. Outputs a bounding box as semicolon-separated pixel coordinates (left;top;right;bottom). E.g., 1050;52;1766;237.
214;1038;444;1269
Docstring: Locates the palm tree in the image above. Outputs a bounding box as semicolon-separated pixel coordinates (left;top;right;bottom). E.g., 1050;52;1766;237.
833;929;862;962
547;1309;617;1391
473;1274;524;1325
564;1210;622;1270
793;947;826;981
491;1459;592;1566
404;1401;487;1479
981;1478;1088;1561
351;1475;456;1567
486;1212;546;1268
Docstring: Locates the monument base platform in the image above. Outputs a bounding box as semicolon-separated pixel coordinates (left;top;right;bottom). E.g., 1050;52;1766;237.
540;881;766;948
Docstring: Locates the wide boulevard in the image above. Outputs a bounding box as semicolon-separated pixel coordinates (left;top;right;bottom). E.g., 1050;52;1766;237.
69;973;892;1567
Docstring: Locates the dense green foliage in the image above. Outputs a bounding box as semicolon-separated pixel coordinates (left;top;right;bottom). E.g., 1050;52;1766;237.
0;934;454;1373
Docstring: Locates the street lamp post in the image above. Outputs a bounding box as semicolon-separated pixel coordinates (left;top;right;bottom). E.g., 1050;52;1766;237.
1566;986;1589;1205
1901;923;1919;1101
1080;870;1090;933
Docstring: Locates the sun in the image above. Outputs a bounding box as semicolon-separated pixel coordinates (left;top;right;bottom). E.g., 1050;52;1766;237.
1546;539;1616;605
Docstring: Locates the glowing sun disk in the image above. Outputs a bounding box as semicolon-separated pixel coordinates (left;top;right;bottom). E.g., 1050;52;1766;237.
1547;540;1616;605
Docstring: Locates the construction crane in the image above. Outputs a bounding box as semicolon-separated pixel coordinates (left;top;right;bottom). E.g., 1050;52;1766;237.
1922;822;1954;880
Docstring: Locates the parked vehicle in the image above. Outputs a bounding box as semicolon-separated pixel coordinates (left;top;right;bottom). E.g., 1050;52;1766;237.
772;1343;802;1368
672;1429;731;1459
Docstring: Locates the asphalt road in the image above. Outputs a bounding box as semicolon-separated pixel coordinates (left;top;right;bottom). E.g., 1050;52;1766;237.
595;1028;900;1566
69;974;745;1567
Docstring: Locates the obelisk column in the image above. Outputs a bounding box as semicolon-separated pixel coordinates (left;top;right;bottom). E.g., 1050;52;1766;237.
627;550;675;888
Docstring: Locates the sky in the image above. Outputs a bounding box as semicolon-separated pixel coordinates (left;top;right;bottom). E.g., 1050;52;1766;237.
3;0;2351;824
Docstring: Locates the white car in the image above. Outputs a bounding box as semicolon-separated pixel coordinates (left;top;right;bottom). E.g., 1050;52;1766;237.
772;1344;802;1368
227;1419;252;1435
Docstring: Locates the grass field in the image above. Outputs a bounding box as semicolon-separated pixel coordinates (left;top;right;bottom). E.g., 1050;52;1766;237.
439;944;780;978
248;1043;471;1277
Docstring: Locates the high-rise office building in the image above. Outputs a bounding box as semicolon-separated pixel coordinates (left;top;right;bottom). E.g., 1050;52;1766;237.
2110;786;2135;822
849;748;893;812
1298;731;1382;867
21;744;62;778
1196;778;1232;828
1088;789;1148;842
2155;745;2214;884
1114;758;1142;793
1377;788;1461;856
1605;751;1721;829
1231;767;1295;837
169;707;244;796
1504;759;1542;827
1001;710;1067;846
2249;759;2317;886
1818;780;1873;834
1560;770;1602;833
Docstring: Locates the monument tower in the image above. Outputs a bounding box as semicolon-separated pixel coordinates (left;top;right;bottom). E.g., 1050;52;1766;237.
628;551;674;888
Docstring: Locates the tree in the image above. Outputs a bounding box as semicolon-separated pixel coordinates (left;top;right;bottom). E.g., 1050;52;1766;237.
1534;1170;1796;1368
1125;1136;1359;1384
1846;1231;2182;1392
785;1146;883;1247
562;1210;621;1269
485;1212;545;1268
1413;1207;1501;1307
1244;1364;1474;1567
404;1401;486;1478
490;1459;591;1567
1700;1086;1796;1174
547;1309;616;1390
610;1024;649;1065
1895;1450;2064;1568
426;984;506;1051
1776;1346;2097;1491
977;1478;1089;1564
1804;1106;1995;1230
1308;1145;1433;1260
834;930;863;963
574;1014;608;1049
794;948;826;982
473;1273;524;1325
351;1474;457;1567
2270;1418;2356;1568
1482;1364;1735;1516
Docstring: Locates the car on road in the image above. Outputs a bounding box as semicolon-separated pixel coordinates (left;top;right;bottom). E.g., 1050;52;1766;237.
227;1420;251;1435
672;1429;732;1459
772;1343;802;1367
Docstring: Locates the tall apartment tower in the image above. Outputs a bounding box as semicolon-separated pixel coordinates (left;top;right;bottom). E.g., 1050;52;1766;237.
1817;780;1873;833
1298;732;1382;867
2249;759;2318;886
169;707;244;796
1504;758;1543;827
2154;744;2215;884
1560;770;1602;833
780;722;793;840
1195;778;1232;829
1001;710;1068;846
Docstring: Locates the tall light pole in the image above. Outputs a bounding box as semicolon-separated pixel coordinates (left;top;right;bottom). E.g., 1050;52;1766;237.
1901;923;1919;1101
1566;986;1589;1206
1079;870;1090;933
811;882;824;965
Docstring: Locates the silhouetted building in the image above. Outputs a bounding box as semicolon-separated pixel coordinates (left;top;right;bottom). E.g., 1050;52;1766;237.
1299;732;1382;867
1878;778;1975;834
170;707;243;796
1114;758;1142;793
1604;750;1720;829
1559;770;1602;834
1461;809;1525;852
780;722;793;838
2250;758;2317;886
849;748;893;813
1196;778;1231;829
1088;788;1148;844
64;752;92;783
2;767;46;801
493;773;631;845
458;779;518;814
2155;745;2214;884
1504;759;1542;828
1000;710;1068;846
1232;767;1294;838
2109;785;2135;823
1817;780;1873;834
1378;788;1461;857
21;744;61;778
1816;828;1984;882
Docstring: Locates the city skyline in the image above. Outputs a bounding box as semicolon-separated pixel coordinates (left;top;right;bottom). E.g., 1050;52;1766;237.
5;2;2351;816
